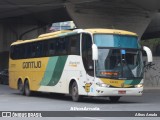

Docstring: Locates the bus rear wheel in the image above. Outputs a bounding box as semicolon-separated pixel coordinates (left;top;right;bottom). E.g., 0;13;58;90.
109;96;120;103
18;80;24;95
71;81;81;102
24;80;32;96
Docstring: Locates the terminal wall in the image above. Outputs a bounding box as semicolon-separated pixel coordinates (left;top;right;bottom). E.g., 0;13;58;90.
144;57;160;88
0;22;48;70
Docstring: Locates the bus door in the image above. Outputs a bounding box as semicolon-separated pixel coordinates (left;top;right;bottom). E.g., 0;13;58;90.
82;33;94;94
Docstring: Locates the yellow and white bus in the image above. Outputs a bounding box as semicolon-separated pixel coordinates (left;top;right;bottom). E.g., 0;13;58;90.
9;28;152;102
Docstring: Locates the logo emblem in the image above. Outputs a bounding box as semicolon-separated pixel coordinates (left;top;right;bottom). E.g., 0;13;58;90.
121;83;125;88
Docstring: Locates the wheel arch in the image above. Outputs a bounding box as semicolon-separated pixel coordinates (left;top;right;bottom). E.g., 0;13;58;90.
17;78;23;89
24;77;32;86
24;77;29;84
69;78;79;95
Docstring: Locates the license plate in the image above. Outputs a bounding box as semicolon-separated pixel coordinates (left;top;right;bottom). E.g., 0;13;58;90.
118;90;126;94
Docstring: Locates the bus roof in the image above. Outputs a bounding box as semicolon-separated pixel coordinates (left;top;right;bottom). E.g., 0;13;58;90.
85;29;137;36
11;28;137;46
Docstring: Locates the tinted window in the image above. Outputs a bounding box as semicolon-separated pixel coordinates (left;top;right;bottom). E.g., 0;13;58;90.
67;35;80;55
94;34;138;48
10;34;80;59
48;40;56;56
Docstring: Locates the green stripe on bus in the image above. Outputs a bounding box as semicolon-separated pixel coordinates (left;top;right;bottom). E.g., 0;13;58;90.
47;56;68;86
40;57;59;86
40;56;68;86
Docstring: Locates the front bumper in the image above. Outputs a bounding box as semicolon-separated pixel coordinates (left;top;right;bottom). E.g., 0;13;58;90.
94;87;143;96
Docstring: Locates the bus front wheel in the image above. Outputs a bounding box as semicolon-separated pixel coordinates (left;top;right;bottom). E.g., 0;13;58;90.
109;96;120;103
24;80;32;96
71;81;81;102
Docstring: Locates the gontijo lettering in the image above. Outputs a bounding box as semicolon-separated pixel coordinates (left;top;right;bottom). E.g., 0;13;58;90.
23;61;41;69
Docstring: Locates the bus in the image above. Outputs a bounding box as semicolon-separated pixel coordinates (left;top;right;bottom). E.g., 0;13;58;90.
9;28;152;102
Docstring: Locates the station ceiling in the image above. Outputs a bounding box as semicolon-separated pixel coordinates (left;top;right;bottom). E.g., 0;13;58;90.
0;0;71;25
0;0;160;39
0;0;159;24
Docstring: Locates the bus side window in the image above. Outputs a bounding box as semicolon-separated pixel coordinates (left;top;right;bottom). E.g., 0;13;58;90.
59;38;67;55
10;46;14;59
48;40;55;56
35;42;43;57
68;35;80;55
16;45;25;59
14;47;17;59
55;39;60;55
82;33;94;76
31;44;36;57
20;44;25;59
15;46;20;59
26;43;33;58
43;41;48;57
10;46;17;59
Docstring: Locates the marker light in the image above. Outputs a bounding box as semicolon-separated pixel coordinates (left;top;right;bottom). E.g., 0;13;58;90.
101;72;118;76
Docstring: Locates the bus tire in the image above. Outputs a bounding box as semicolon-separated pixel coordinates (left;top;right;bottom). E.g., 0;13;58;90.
71;81;81;102
24;80;32;96
18;80;24;95
109;96;120;103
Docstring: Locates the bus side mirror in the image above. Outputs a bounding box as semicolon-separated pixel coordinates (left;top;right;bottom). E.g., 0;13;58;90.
143;46;153;63
92;44;98;60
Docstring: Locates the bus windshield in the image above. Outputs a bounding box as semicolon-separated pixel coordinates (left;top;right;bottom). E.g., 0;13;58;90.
94;34;139;48
94;34;143;79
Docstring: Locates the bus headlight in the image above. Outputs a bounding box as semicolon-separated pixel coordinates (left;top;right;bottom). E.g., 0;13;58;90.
96;82;110;87
135;84;143;88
